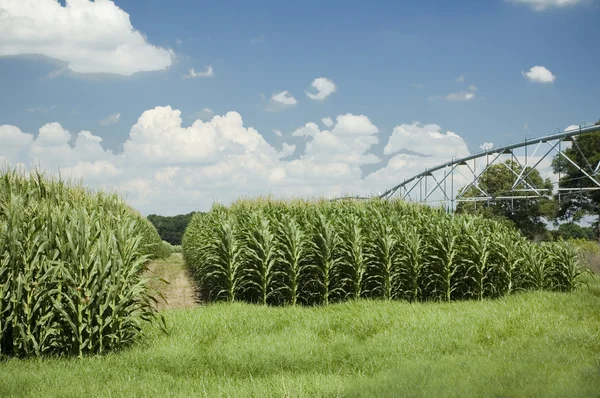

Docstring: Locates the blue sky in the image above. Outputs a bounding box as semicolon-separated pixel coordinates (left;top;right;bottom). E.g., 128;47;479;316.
0;0;599;214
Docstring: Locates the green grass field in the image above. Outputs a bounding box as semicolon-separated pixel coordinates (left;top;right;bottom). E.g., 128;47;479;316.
1;261;599;397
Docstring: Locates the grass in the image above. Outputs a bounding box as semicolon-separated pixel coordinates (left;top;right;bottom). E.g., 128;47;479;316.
1;271;599;397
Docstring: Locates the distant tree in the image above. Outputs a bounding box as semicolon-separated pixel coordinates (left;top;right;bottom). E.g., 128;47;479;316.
147;212;197;245
551;120;600;238
552;222;595;241
456;160;555;239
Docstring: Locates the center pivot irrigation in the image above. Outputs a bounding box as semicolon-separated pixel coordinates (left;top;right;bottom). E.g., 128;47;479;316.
369;124;600;210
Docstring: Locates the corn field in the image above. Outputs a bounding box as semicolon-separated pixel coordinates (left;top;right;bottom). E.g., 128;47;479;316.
183;198;584;306
0;168;165;357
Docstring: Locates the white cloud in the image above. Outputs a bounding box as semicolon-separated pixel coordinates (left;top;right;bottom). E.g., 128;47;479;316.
278;143;296;159
445;91;477;101
123;106;280;166
0;108;490;215
292;114;380;166
456;75;465;83
306;78;337;101
383;122;470;159
36;122;71;145
523;66;556;84
321;117;334;128
195;107;215;120
331;114;378;136
0;0;173;75
430;85;478;102
99;113;120;126
565;124;581;132
183;66;214;79
266;91;297;111
273;129;283;137
508;0;585;11
480;142;494;151
0;125;34;163
272;91;297;105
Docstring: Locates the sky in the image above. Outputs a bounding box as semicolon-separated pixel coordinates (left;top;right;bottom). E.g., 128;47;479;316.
0;0;599;215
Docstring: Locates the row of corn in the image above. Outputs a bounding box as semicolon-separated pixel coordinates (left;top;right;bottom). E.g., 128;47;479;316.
0;169;164;357
183;198;584;306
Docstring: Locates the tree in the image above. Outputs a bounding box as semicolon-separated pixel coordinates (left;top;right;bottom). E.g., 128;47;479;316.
147;212;197;245
551;120;600;238
456;160;554;239
553;222;595;241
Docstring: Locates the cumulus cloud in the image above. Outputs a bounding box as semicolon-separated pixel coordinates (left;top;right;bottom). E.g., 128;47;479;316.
292;114;380;166
383;122;470;159
183;66;214;79
123;106;280;166
99;113;120;126
273;129;283;137
508;0;585;11
0;0;173;75
306;78;337;101
523;66;556;84
278;143;296;159
0;107;494;215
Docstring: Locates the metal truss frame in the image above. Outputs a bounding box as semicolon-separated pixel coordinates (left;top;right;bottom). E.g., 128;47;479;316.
377;124;600;210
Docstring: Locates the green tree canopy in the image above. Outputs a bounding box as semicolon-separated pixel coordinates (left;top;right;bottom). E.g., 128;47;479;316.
456;160;554;239
551;120;600;238
553;222;595;241
147;212;197;245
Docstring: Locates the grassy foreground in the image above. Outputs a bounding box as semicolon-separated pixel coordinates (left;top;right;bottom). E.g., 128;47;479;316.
1;275;599;397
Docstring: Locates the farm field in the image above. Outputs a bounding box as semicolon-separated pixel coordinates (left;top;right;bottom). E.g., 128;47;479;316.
1;254;599;397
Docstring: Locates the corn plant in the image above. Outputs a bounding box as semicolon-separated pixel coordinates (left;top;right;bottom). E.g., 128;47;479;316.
0;168;164;358
524;243;552;290
337;212;368;300
396;224;425;302
200;212;245;302
243;213;279;305
181;197;586;307
544;242;585;292
460;222;493;301
365;210;401;300
424;217;461;302
309;211;343;305
276;213;310;305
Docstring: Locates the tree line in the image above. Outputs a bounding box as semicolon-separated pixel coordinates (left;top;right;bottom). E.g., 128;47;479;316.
147;212;197;245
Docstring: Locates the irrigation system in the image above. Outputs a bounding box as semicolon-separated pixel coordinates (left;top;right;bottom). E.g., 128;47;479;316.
338;123;600;211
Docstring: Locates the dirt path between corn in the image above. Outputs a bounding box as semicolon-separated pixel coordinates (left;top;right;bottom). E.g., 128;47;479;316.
147;253;199;311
